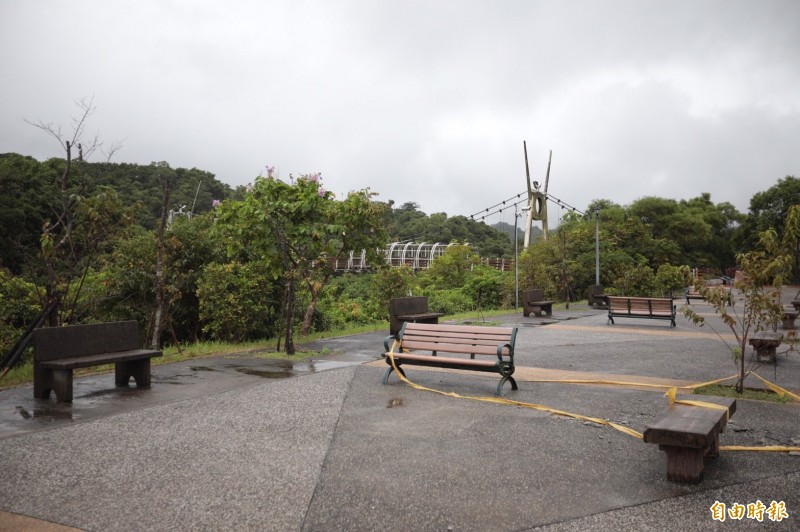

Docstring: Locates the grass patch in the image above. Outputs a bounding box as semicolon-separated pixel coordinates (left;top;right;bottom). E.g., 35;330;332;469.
0;363;34;388
694;383;790;404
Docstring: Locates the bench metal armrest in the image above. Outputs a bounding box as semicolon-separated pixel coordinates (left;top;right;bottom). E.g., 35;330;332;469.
496;342;514;362
383;334;400;353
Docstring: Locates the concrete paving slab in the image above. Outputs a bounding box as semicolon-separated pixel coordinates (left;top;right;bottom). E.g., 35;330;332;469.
0;368;355;531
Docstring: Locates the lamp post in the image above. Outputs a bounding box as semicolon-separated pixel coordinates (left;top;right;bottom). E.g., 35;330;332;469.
515;203;520;309
514;204;529;309
594;209;600;286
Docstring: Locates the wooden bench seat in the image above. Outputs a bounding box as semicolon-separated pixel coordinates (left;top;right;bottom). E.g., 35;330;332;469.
382;322;518;396
34;321;161;403
643;394;736;483
607;296;676;327
522;289;554;317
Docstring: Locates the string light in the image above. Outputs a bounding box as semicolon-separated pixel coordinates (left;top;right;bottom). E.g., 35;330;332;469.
470;190;585;222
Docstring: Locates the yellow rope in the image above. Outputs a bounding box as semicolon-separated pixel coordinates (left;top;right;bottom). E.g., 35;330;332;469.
385;343;800;453
387;343;643;438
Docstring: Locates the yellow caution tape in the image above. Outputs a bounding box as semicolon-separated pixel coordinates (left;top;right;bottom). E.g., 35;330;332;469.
385;345;800;452
750;372;800;402
665;386;731;420
721;445;800;452
386;345;644;438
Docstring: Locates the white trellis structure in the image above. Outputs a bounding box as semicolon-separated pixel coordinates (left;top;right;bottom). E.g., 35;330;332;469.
320;242;467;272
318;242;514;273
385;241;458;270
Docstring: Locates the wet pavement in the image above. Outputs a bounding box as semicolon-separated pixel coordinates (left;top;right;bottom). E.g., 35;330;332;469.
0;347;380;440
0;295;799;531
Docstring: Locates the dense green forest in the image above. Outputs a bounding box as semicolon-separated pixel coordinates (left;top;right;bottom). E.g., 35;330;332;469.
1;150;798;360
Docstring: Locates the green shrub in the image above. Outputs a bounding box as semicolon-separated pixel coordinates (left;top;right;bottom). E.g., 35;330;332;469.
462;265;507;309
426;289;473;315
0;272;42;360
197;261;279;342
611;259;657;296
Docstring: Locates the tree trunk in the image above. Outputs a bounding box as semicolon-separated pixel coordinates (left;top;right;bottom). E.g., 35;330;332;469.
150;180;170;349
283;274;296;355
300;277;329;336
300;293;318;336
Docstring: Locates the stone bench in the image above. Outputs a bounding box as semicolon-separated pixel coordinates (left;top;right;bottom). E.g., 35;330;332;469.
749;331;783;363
522;289;554;317
33;321;162;403
782;308;798;330
644;394;736;483
388;297;444;336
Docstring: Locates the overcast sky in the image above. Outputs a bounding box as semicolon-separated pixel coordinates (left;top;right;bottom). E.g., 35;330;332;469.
2;1;799;226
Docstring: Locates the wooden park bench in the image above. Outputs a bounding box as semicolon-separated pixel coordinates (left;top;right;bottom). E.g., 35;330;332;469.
685;283;732;306
749;331;783;363
607;296;676;327
382;322;518;396
388;296;444;336
643;394;736;483
522;289;554;317
33;321;162;403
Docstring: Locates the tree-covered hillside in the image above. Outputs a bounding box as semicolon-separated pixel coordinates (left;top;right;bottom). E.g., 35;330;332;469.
0;153;236;273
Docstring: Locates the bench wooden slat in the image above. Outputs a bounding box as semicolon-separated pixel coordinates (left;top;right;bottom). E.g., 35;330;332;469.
400;340;508;357
401;332;512;346
390;353;497;368
399;322;515;335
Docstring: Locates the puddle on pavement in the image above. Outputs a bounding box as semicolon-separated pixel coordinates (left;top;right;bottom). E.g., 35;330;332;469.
235;367;294;379
218;358;358;379
189;366;219;372
15;404;74;421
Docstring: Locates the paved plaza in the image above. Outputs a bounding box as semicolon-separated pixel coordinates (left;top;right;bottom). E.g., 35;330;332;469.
0;296;798;531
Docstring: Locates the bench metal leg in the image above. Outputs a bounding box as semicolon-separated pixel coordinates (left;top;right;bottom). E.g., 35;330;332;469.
496;375;518;396
382;364;406;385
115;359;152;388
